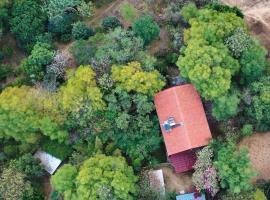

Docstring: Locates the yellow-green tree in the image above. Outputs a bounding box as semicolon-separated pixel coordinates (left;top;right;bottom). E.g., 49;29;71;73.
177;5;244;100
52;154;138;200
61;66;105;112
0;86;68;143
111;62;165;96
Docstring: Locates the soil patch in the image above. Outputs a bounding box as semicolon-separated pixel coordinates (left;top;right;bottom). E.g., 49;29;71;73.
239;132;270;182
156;164;194;193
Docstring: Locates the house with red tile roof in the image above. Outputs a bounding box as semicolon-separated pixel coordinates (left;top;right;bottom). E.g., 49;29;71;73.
154;84;212;173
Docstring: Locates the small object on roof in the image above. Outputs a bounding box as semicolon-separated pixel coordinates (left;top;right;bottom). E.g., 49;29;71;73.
176;192;206;200
148;169;165;196
34;150;62;175
162;116;180;133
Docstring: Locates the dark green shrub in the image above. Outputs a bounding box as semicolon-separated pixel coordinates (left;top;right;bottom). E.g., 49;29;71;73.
206;2;244;18
72;21;94;40
0;64;12;81
60;33;72;42
9;153;44;178
10;0;47;51
48;13;78;39
102;16;122;31
41;139;72;160
3;144;19;158
239;40;267;85
133;15;160;45
2;46;13;58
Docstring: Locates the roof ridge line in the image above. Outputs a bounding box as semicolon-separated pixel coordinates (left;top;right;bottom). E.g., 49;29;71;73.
173;86;192;151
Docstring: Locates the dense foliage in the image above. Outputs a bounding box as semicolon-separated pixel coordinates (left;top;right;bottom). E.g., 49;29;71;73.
10;0;47;51
52;154;138;200
213;141;255;194
21;42;54;81
111;62;165;95
133;15;160;45
177;6;244;100
0;1;269;199
72;21;94;40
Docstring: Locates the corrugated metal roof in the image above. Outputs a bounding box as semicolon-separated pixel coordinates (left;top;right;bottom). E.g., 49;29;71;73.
176;193;206;200
34;150;62;175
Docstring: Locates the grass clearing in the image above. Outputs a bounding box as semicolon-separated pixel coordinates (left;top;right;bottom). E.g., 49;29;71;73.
120;2;139;23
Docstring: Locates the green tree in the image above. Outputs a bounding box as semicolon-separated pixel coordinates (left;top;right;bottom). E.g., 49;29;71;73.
239;40;267;84
214;141;255;194
104;88;162;167
44;0;81;18
133;15;160;45
10;0;47;51
0;167;33;200
0;86;68;143
72;21;94;40
177;41;238;100
212;92;240;121
48;13;78;40
111;62;165;96
245;76;270;131
51;164;77;196
76;154;137;200
60;66;106;112
52;155;137;200
21;42;54;81
177;7;245;100
9;153;44;179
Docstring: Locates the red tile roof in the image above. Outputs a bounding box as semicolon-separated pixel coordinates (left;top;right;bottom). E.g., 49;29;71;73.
154;84;212;156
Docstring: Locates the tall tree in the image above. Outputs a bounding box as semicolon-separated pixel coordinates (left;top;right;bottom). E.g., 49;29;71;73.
60;66;105;112
10;0;47;51
52;155;138;200
0;167;33;200
111;62;165;96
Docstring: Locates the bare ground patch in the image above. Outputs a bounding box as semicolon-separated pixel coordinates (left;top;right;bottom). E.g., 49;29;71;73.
239;132;270;182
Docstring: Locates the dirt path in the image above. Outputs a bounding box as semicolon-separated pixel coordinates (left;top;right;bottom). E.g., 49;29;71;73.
87;0;123;27
148;27;170;55
239;132;270;182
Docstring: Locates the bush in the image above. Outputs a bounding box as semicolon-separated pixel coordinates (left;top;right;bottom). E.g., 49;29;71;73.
206;2;244;18
72;21;94;40
0;64;12;81
9;153;44;178
48;13;79;39
120;2;138;23
225;28;252;58
241;124;253;136
214;141;255;193
21;42;54;81
3;144;19;158
102;16;122;31
212;93;240;121
2;45;13;58
41;139;72;160
133;15;160;45
239;40;267;85
71;38;97;65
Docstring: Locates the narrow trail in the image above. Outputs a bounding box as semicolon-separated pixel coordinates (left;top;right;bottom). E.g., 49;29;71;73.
87;0;123;26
